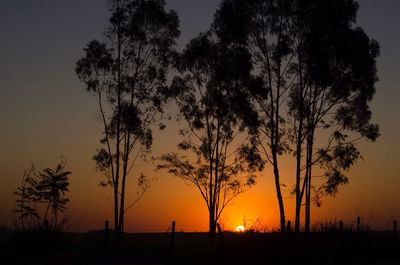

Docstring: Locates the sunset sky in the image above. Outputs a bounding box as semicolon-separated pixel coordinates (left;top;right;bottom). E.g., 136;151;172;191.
0;0;399;232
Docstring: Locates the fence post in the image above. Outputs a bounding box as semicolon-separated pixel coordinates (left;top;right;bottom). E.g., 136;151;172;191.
170;220;176;252
339;220;344;232
356;216;361;232
286;220;291;233
105;220;109;247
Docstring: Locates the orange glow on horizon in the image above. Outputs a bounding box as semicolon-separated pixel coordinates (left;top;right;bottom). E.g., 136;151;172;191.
236;225;245;232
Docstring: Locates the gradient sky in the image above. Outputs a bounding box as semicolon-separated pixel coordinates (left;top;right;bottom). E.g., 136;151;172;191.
0;0;399;232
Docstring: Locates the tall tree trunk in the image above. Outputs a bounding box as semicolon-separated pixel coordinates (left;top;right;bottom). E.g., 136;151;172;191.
305;131;314;232
274;19;286;233
209;210;217;243
304;144;310;232
114;2;122;238
114;182;119;235
272;156;286;232
294;106;304;233
119;172;127;234
294;166;301;232
295;46;305;233
119;142;130;234
305;82;317;232
305;170;311;232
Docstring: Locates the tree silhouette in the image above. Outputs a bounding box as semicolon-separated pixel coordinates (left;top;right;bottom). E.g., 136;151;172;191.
287;0;380;232
158;31;264;242
214;0;295;232
14;165;40;230
75;0;179;236
215;0;380;232
14;159;71;231
36;159;71;229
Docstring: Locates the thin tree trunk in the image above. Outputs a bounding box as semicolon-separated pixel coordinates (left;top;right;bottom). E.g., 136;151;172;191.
119;173;126;234
305;81;318;232
305;131;314;232
114;1;122;238
295;45;305;233
294;163;302;233
304;144;310;232
305;169;311;232
114;183;119;235
119;139;131;234
209;211;216;243
274;15;286;233
294;105;304;233
272;155;285;232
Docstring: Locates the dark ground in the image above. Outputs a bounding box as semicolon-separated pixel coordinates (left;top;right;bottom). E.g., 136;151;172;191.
0;229;399;264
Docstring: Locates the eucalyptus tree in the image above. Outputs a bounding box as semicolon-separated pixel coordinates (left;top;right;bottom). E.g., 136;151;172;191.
214;0;380;232
214;0;296;232
158;31;264;242
288;0;380;232
75;0;179;236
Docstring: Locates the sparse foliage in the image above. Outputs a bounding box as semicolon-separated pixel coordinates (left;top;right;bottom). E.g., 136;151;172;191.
14;159;71;231
14;165;40;230
214;0;380;232
214;0;298;232
75;0;179;236
158;30;264;242
287;0;380;231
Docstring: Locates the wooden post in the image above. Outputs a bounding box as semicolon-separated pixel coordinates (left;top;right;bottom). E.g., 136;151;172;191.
105;220;109;247
339;220;344;232
394;220;397;239
170;220;176;252
356;216;361;232
286;220;291;233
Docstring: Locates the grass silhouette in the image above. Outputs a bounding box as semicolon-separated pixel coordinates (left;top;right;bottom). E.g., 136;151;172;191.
1;226;398;264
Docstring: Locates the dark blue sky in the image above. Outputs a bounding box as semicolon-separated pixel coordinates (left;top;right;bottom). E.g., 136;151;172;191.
0;0;399;231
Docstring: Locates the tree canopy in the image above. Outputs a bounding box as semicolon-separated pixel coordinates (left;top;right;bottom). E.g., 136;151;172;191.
75;0;180;236
214;0;380;232
158;30;264;241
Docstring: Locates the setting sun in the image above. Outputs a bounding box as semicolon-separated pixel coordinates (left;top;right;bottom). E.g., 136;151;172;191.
236;225;246;232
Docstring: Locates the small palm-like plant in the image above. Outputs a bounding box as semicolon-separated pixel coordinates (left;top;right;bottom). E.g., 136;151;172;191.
15;159;71;231
14;165;41;230
36;159;71;229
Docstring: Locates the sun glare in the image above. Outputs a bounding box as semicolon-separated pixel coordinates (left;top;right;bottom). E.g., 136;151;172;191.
236;225;245;232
